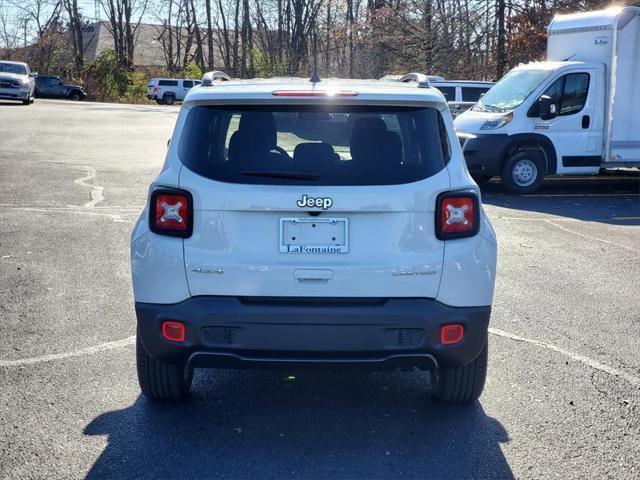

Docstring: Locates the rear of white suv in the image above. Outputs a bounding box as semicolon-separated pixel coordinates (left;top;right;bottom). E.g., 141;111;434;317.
131;78;497;402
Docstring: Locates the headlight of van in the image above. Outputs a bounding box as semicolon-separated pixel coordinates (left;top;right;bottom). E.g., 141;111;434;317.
480;112;513;130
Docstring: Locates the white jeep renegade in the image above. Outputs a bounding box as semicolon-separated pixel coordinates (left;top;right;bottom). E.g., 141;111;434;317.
131;74;497;402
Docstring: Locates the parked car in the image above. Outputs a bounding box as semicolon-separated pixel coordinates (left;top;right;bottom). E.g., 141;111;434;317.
131;71;497;403
146;77;201;105
0;60;35;105
455;6;640;193
430;80;495;118
34;75;87;101
388;74;494;119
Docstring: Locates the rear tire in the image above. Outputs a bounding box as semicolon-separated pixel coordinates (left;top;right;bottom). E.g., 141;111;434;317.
501;151;545;194
69;91;82;101
155;98;164;105
136;332;193;401
433;342;488;403
163;94;175;105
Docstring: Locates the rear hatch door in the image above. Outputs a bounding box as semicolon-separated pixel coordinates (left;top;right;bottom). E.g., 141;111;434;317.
178;102;451;298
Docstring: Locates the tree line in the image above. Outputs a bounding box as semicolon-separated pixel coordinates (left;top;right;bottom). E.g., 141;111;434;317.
1;0;636;101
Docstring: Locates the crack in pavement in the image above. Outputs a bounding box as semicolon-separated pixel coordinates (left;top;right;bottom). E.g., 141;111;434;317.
73;166;105;208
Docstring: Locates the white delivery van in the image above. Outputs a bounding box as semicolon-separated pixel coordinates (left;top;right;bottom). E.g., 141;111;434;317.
455;7;640;193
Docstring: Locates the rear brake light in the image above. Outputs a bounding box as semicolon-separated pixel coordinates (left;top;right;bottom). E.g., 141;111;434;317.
149;189;193;238
435;192;480;240
153;86;158;94
271;90;358;97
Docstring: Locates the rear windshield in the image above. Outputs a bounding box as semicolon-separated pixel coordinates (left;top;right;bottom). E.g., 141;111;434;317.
178;105;448;186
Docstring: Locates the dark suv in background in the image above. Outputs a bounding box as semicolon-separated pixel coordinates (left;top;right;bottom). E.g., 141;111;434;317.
35;75;87;101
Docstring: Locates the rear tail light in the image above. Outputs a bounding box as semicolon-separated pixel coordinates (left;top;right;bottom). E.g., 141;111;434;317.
435;192;480;240
440;324;464;345
153;86;158;94
162;321;186;342
149;188;193;238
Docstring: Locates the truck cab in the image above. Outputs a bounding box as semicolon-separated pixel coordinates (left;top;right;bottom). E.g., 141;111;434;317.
455;7;639;193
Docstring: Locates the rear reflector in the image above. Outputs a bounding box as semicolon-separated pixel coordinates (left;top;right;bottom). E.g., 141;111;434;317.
271;90;359;97
162;321;185;342
149;188;193;238
435;192;480;240
440;324;464;345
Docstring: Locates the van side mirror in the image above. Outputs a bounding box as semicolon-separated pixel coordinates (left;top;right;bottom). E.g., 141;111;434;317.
538;95;557;120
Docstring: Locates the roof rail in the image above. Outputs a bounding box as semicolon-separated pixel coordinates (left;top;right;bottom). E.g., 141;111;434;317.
398;73;431;88
201;70;231;86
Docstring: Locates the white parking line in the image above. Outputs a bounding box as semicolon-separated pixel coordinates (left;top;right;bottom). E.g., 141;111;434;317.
0;336;135;368
73;166;105;208
489;328;640;387
544;219;640;253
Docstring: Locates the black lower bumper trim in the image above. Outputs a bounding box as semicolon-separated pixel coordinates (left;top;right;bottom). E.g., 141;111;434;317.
136;296;491;370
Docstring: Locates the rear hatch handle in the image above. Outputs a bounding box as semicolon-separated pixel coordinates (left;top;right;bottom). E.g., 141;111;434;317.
294;269;334;287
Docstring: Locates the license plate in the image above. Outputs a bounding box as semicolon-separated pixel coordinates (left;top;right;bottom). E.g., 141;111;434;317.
279;217;348;254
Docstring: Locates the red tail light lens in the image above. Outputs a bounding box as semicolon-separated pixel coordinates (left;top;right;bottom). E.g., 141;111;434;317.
441;324;464;345
162;321;185;342
153;86;158;94
149;189;193;238
435;192;480;240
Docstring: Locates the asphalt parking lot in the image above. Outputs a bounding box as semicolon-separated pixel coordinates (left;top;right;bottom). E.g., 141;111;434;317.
0;99;639;479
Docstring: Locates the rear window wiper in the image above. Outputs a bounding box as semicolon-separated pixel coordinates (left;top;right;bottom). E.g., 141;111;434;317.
241;170;320;181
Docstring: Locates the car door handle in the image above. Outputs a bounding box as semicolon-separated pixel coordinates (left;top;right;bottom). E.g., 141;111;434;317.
582;115;590;129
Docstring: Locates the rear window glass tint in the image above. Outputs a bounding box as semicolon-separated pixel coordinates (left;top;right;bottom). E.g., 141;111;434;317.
461;87;490;102
183;80;193;88
178;105;447;186
159;80;178;86
434;86;455;102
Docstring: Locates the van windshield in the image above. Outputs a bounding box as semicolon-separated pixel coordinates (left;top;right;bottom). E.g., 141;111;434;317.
476;70;549;112
178;105;448;186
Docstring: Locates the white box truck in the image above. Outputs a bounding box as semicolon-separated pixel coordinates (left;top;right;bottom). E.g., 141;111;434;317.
454;6;639;193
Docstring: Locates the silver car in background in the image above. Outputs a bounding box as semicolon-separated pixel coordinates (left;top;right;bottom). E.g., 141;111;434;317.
0;61;35;105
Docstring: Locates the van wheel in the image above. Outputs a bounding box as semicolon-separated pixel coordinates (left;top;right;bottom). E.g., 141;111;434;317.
69;91;82;101
433;342;488;403
136;332;193;401
501;151;545;194
163;94;175;105
156;98;164;105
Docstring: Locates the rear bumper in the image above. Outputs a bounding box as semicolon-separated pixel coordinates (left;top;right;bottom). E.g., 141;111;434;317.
136;297;491;370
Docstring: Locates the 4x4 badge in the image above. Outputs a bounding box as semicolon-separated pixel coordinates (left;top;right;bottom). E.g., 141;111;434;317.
296;194;333;210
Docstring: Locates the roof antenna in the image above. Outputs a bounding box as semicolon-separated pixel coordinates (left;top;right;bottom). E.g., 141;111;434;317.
310;30;321;83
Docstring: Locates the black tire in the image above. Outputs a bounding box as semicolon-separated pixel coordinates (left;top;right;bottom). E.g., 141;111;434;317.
163;94;175;105
22;98;30;105
472;174;492;185
69;91;82;101
433;342;488;403
136;332;193;401
156;98;164;105
501;150;545;194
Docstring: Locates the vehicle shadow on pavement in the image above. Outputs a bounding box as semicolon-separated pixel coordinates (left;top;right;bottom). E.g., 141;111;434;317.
84;369;513;479
481;174;640;226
